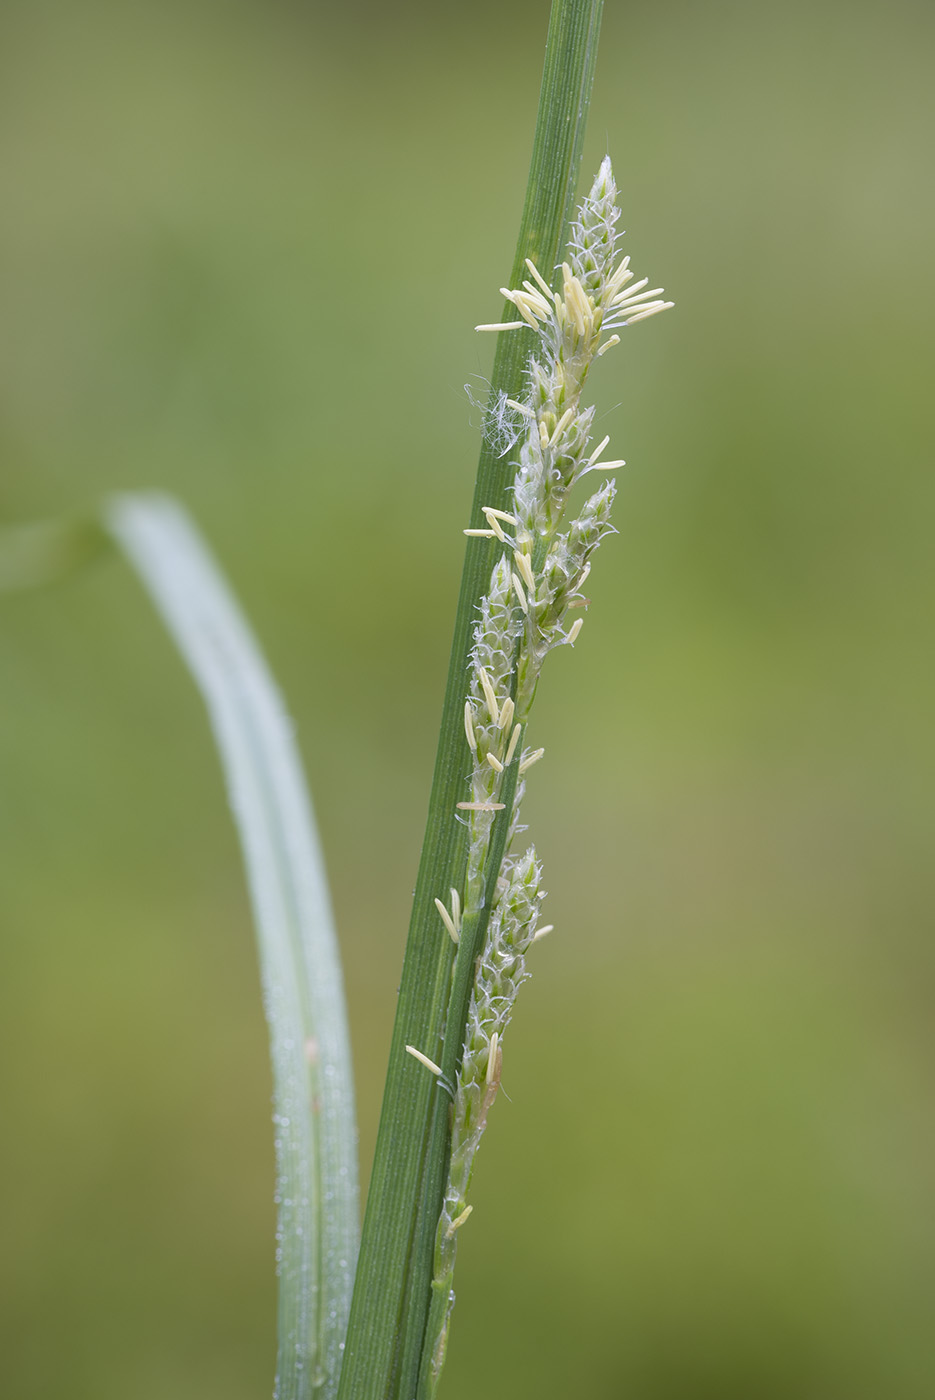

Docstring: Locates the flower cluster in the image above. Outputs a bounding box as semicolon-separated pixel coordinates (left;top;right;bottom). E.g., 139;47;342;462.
424;849;547;1389
457;155;672;890
407;156;672;1396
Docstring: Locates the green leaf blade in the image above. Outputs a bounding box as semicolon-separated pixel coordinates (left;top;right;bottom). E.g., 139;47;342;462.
106;493;358;1400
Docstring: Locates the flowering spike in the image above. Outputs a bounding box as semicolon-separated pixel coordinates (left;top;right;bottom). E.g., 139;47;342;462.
430;158;673;1392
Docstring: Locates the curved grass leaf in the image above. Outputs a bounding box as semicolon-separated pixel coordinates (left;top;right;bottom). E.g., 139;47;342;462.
106;493;358;1400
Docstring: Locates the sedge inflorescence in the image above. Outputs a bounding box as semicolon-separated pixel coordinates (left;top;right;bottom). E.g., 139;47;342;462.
406;156;672;1392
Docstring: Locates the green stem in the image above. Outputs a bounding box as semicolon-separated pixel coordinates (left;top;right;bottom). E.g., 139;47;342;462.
335;5;603;1398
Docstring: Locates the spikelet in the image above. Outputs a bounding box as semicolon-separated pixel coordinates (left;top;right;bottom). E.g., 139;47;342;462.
425;850;545;1391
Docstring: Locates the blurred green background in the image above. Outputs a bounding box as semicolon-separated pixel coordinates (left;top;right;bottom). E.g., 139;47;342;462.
2;0;933;1396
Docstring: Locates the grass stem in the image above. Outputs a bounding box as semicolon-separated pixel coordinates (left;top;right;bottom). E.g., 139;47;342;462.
335;5;604;1397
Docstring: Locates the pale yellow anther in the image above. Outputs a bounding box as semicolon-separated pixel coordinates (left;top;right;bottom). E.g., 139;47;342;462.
516;301;541;329
477;666;500;726
622;283;665;304
533;924;554;941
551;407;574;443
497;696;514;733
406;1045;443;1077
519;747;545;774
463;701;477;752
499;288;538;329
582;434;626;473
434;897;459;944
505;290;546;328
613;276;649;304
525;257;554;300
607;263;635;296
577;561;591;590
539;419;550;451
628;289;666;307
445;1204;473;1238
567;617;584;645
486;752;504;773
475;321;525;333
450;887;461;929
607;254;632;293
596;334;621;358
456;801;507;811
511;571;528;614
463;527;497;537
505;722;522;766
621;297;667;320
513;550;536;593
561;264;588;337
589;435;611;466
626;302;674;323
486;1031;500;1086
579;286;595;334
517;285;552;320
481;507;515;543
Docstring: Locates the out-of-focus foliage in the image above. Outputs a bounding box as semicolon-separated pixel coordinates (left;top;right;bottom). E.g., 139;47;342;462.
1;1;932;1397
